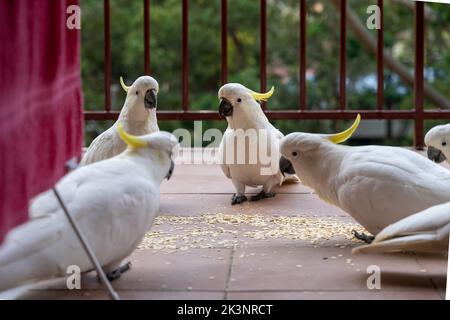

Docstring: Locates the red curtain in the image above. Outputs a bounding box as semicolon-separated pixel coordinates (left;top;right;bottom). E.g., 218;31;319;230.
0;0;83;243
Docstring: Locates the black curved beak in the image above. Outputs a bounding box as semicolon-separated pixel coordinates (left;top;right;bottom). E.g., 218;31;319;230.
219;98;233;117
166;160;175;180
144;89;157;109
279;156;296;177
427;146;446;163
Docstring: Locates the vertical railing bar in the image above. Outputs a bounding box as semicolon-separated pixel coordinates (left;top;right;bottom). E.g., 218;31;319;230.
182;0;189;112
299;0;306;111
414;2;425;149
104;0;111;112
260;0;267;110
144;0;151;75
376;0;384;111
339;0;347;111
221;0;228;85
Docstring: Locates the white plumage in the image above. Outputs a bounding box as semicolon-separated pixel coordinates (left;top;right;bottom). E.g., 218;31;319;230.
218;83;297;205
280;116;450;235
80;76;160;165
0;127;178;292
353;201;450;254
347;124;450;253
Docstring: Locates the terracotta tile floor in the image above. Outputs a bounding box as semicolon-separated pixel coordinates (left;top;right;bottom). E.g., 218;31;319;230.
16;151;449;300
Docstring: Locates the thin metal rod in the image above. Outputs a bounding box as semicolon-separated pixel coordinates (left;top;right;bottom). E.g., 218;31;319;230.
182;0;189;111
52;188;120;300
377;0;384;111
414;2;425;149
299;0;307;110
221;0;228;85
339;0;347;110
84;109;450;121
104;0;112;112
144;0;151;75
260;0;267;110
447;236;450;300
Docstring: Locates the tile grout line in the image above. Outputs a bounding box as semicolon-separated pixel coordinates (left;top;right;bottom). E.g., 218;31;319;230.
160;192;315;195
411;252;444;300
223;246;236;300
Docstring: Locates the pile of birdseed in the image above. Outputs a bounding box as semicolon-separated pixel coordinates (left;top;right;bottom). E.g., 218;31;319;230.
138;213;367;252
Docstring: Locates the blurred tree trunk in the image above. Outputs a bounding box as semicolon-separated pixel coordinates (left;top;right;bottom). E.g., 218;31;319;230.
331;0;450;109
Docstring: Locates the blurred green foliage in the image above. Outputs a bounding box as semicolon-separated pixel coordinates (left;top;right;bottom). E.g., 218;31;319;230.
81;0;450;147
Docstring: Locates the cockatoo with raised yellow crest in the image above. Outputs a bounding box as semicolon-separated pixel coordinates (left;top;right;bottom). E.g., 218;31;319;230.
80;75;159;165
280;115;450;241
218;83;297;205
0;125;178;292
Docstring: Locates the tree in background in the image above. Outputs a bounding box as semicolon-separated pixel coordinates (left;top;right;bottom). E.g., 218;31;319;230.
81;0;450;146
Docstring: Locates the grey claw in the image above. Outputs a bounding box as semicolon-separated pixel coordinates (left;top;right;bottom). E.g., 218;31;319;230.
106;261;132;281
231;194;247;205
352;230;375;244
250;191;276;201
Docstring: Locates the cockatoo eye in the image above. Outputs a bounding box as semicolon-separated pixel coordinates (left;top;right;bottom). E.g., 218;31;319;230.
292;151;298;157
237;98;242;103
442;141;447;146
136;91;139;95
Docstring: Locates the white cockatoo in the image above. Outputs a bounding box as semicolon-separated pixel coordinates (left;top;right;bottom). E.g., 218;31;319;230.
425;123;450;164
0;125;178;292
280;115;450;240
80;76;160;165
353;124;450;254
218;83;296;205
353;201;450;254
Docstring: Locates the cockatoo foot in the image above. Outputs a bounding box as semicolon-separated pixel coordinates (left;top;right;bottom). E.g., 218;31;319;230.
106;261;132;281
231;194;247;205
352;230;375;244
250;191;275;201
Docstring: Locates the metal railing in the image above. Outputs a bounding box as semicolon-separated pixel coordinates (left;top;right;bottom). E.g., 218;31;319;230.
84;0;450;148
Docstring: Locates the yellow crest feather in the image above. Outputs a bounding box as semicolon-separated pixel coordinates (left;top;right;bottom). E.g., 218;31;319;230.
117;123;147;149
249;86;275;102
327;114;361;144
120;76;130;93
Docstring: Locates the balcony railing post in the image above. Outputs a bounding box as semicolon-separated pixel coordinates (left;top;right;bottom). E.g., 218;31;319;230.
221;0;228;85
376;0;384;111
182;0;189;112
260;0;267;110
144;0;151;75
339;0;347;111
299;0;307;111
414;2;425;149
104;0;111;112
